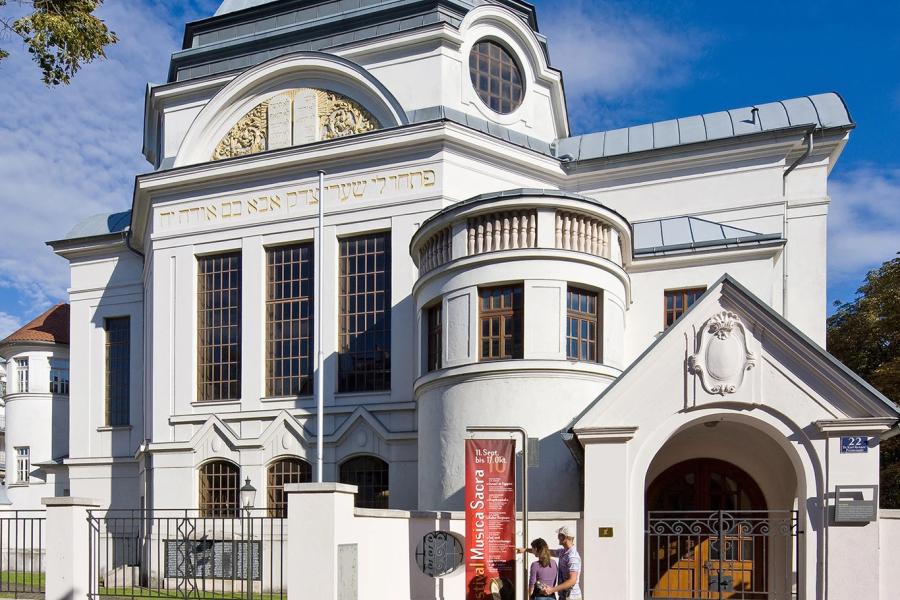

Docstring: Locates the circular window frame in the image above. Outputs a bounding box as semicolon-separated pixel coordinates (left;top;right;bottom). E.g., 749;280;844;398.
468;38;526;115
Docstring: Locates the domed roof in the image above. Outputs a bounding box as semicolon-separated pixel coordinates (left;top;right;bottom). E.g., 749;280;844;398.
215;0;279;16
0;304;69;349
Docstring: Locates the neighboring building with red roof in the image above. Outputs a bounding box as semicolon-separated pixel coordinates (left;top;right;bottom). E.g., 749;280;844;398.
0;304;70;507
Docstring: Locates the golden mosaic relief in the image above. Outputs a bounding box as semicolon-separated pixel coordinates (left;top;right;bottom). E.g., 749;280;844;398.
212;88;380;161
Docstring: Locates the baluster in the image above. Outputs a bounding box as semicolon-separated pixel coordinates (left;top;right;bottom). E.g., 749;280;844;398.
528;212;536;247
555;212;563;248
602;226;609;258
502;213;511;250
520;212;528;248
443;229;450;264
484;218;492;252
510;214;519;249
468;222;475;256
493;214;501;250
475;217;484;254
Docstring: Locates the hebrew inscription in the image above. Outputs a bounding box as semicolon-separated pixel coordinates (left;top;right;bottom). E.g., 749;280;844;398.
212;88;379;160
157;168;438;231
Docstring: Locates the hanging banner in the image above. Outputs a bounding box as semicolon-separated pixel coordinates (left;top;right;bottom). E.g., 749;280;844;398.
465;438;516;600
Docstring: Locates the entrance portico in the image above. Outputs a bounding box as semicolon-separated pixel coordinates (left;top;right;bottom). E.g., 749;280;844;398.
572;275;897;599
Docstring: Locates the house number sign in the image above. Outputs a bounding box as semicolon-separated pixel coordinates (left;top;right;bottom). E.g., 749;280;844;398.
840;436;868;453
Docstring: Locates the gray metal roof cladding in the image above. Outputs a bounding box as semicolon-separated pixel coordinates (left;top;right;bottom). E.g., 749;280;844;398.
632;216;782;255
62;211;131;240
554;93;853;161
216;0;279;14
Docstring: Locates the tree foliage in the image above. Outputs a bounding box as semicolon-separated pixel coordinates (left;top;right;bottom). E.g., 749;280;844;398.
827;256;900;508
0;0;117;85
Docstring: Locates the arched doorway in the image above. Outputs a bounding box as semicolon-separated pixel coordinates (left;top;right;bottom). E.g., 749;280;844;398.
646;458;778;599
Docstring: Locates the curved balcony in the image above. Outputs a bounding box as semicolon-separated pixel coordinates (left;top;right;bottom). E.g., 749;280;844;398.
411;189;630;278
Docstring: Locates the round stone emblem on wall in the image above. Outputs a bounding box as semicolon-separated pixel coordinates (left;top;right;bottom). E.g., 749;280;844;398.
415;531;464;577
210;437;221;453
282;433;294;450
355;430;368;447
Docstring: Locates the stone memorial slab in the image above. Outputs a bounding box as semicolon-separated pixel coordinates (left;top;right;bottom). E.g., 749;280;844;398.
267;93;293;150
294;89;319;144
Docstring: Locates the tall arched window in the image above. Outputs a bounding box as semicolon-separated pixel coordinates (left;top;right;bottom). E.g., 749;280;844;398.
199;460;240;517
339;455;389;509
267;457;312;517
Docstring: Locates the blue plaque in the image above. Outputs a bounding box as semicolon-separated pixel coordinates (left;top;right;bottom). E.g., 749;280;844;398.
840;436;868;453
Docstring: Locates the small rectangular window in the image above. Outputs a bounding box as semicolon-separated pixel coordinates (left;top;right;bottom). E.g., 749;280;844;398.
479;285;523;360
567;287;602;363
664;287;706;329
49;358;69;395
197;252;242;401
15;358;28;394
426;303;442;372
338;233;391;393
105;317;131;426
16;447;30;484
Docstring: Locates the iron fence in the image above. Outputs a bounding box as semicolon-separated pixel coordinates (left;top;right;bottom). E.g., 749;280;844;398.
646;510;800;600
0;510;45;599
87;509;287;600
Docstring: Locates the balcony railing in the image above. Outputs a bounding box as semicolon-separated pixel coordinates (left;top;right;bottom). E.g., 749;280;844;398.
411;191;629;277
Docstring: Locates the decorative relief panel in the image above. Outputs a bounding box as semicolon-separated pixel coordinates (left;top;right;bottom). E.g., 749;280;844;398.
688;311;756;395
212;88;380;161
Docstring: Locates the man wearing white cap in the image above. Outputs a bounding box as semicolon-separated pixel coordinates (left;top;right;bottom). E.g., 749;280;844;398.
543;525;582;599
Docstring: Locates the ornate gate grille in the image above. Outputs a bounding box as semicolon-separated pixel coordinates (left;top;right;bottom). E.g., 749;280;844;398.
87;509;286;600
646;510;800;599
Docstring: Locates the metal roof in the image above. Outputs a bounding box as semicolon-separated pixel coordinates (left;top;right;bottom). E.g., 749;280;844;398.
216;0;278;15
633;216;783;256
554;93;853;162
62;211;131;241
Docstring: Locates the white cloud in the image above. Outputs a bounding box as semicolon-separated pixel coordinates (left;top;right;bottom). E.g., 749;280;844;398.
828;166;900;286
0;311;22;341
0;0;216;321
540;0;706;132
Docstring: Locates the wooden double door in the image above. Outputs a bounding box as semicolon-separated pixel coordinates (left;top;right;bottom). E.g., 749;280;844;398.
646;459;768;599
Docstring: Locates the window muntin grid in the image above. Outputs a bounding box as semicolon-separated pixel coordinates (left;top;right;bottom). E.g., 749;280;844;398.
338;233;391;393
266;458;312;517
426;303;442;372
105;317;131;426
199;460;240;517
49;358;69;395
15;358;28;393
567;287;602;363
469;40;524;114
339;455;389;509
266;244;314;397
197;253;242;402
16;447;29;484
664;287;706;329
479;285;523;360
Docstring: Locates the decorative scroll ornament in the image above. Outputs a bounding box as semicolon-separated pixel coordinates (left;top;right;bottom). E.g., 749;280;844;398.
212;88;379;160
688;311;756;395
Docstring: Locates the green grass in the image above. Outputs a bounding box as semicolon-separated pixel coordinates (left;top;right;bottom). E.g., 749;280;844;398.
97;589;283;600
0;572;44;586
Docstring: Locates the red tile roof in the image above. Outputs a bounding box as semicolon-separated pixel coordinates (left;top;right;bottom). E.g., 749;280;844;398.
0;304;70;347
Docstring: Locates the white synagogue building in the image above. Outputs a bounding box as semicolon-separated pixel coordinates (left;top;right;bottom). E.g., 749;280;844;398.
3;0;899;598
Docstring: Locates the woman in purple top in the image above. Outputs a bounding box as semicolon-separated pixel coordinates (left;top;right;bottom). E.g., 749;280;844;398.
527;538;558;599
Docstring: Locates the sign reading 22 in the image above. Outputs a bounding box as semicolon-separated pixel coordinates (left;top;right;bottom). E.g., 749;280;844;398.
840;436;868;454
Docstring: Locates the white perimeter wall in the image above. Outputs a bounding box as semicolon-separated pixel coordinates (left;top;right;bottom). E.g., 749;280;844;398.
880;510;900;600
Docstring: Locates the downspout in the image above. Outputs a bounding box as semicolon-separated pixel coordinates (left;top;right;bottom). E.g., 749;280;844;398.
124;228;150;508
781;129;815;319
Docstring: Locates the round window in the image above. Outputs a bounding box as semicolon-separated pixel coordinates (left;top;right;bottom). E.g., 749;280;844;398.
469;40;524;114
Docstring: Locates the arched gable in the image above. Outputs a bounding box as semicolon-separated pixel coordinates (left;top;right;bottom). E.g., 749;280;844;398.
174;52;408;167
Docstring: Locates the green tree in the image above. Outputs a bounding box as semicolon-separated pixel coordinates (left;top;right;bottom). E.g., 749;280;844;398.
827;255;900;507
0;0;117;85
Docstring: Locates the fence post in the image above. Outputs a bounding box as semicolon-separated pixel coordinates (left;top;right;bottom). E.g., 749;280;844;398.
284;483;357;600
42;497;99;600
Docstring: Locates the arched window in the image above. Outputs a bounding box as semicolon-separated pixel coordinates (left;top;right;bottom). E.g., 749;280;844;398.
339;455;389;509
267;457;312;517
199;460;240;517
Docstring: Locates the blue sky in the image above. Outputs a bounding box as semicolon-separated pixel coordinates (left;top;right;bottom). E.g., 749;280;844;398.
0;0;897;338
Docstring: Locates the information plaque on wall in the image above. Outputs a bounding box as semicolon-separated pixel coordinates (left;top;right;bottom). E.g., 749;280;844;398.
165;539;261;579
834;485;878;523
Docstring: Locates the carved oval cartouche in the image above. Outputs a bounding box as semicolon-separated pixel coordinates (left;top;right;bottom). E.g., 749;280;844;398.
705;333;743;381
